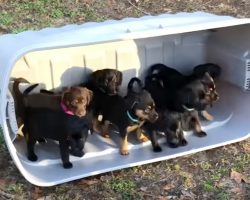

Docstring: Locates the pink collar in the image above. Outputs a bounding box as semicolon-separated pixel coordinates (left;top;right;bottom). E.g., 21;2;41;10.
60;101;74;115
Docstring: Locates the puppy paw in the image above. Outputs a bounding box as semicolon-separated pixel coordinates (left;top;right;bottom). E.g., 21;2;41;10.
70;150;84;157
195;131;207;137
28;154;38;161
201;111;214;121
101;133;110;138
63;162;73;169
180;139;188;146
120;149;129;156
153;146;162;152
37;138;46;143
139;136;149;143
168;142;179;148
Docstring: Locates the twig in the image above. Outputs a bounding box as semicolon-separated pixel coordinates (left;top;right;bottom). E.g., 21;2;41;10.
127;0;151;15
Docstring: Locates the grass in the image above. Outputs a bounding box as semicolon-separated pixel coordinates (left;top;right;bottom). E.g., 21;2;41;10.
7;183;25;195
0;0;107;33
105;178;141;200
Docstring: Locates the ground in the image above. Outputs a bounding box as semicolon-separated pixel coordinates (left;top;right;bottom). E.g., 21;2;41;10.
0;0;249;199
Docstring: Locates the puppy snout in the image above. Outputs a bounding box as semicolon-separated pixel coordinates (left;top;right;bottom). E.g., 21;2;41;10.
153;112;159;120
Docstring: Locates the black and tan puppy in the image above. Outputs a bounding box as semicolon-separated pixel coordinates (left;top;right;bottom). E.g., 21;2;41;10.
96;77;158;155
23;87;93;168
150;63;220;121
144;74;187;149
147;64;218;138
193;63;221;121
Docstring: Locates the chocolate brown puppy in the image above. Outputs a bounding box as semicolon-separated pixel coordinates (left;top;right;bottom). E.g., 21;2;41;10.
23;87;93;168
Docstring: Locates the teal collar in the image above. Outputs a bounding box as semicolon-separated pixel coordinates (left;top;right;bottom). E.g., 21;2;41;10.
127;111;139;123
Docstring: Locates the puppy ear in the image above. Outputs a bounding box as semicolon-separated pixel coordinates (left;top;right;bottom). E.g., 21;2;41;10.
200;72;214;84
127;77;143;93
116;71;123;86
84;88;93;105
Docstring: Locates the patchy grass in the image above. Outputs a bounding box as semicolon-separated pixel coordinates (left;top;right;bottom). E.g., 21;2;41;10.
6;183;25;195
105;178;141;200
0;1;250;199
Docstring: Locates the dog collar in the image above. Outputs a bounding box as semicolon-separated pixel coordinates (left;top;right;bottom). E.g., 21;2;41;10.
127;111;139;123
60;101;74;115
182;105;195;112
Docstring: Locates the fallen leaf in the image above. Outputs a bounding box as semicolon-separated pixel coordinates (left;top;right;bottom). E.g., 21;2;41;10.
181;190;196;200
78;179;99;186
230;187;243;194
163;183;175;190
242;142;250;153
140;186;148;192
32;187;43;199
158;196;169;200
230;170;249;184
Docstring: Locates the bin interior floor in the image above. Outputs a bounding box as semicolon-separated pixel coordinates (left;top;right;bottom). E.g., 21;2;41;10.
13;80;250;186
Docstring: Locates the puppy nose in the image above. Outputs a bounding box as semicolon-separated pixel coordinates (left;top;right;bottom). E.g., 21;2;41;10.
154;113;159;120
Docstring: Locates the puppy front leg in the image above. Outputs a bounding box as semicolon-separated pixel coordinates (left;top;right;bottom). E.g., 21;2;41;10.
145;129;162;152
201;110;214;121
120;128;129;155
177;123;188;146
59;140;72;169
190;117;207;137
27;136;38;161
136;128;149;143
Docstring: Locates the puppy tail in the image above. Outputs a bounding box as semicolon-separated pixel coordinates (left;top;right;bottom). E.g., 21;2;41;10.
127;77;143;93
23;84;40;95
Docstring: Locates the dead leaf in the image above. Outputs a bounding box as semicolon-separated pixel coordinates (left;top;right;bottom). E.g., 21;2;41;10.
157;196;169;200
181;190;196;200
140;186;148;192
32;187;43;199
78;179;99;186
242;142;250;153
163;183;175;190
230;170;249;184
230;187;243;194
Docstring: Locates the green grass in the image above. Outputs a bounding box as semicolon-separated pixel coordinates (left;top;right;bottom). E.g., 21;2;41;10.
105;178;141;200
0;13;13;26
7;183;25;194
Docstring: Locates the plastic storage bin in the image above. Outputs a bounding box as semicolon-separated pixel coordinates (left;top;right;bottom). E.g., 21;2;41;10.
0;12;250;186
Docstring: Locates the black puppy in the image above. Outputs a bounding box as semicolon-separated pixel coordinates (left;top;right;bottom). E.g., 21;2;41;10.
81;69;123;132
147;64;217;138
23;87;93;168
144;74;187;149
97;77;158;155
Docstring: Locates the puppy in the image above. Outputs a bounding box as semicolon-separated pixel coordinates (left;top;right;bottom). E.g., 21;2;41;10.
96;77;158;155
81;69;123;132
193;63;221;121
23;87;93;168
144;74;187;149
82;68;122;96
150;63;220;121
147;64;216;138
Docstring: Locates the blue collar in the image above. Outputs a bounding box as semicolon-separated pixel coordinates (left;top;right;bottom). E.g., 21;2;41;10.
127;111;139;123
